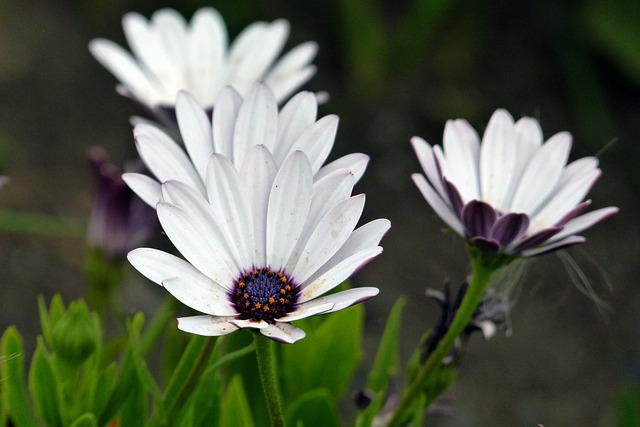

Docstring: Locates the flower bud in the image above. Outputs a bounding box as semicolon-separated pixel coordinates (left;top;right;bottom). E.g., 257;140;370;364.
51;301;99;364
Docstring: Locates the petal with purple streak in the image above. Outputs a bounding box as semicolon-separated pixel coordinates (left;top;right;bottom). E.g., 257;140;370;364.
490;213;529;247
462;200;497;238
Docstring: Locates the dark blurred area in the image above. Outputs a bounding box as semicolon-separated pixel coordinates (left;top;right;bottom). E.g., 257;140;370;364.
0;0;637;425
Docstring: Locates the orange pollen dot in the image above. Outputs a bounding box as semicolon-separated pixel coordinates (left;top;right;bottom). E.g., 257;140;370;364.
255;302;262;309
285;285;291;291
279;298;285;304
243;292;249;299
280;289;286;295
280;276;287;283
253;269;259;276
239;281;245;288
245;302;250;307
263;305;270;311
268;297;275;304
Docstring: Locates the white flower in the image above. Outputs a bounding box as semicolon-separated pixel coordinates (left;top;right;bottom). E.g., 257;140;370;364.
89;7;317;109
123;83;369;208
128;147;389;343
411;109;618;257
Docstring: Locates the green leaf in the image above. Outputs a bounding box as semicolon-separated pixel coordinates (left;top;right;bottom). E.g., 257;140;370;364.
616;386;640;427
280;304;364;402
38;294;66;350
118;371;146;427
97;350;140;425
219;376;255;427
90;362;117;418
28;338;64;427
178;366;222;427
1;327;39;427
367;297;406;392
0;209;83;237
285;388;341;427
69;413;98;427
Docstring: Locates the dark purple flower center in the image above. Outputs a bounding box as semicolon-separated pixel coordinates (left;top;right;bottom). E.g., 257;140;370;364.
232;267;299;324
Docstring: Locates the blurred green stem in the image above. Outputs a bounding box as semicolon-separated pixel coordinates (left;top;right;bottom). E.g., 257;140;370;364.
389;247;511;426
254;334;284;427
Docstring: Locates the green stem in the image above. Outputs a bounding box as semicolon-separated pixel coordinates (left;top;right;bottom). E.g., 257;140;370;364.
139;297;181;356
254;334;285;427
389;249;510;426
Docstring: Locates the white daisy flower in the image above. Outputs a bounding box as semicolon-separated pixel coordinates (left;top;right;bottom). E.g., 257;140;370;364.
89;7;317;110
128;147;389;343
123;83;370;208
411;109;618;257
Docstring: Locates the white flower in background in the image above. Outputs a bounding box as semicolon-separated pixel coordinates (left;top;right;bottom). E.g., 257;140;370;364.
124;83;369;208
411;109;618;257
89;7;317;109
128;147;389;343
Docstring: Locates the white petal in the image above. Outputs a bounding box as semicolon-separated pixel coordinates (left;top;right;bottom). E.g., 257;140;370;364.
555;157;599;189
266;151;313;271
89;39;160;105
152;9;189;86
233;83;278;167
128;247;210;286
550;207;618;242
410;137;447;199
284;171;355;274
299;246;382;303
274;91;317;161
265;41;318;102
227;20;289;94
442;119;480;202
176;91;214;181
479;109;517;210
276;301;334;322
292;194;365;284
123;11;183;103
509;131;571;214
163;276;235;316
229;319;269;330
289;115;338;174
260;323;305;344
122;172;162;208
323;219;391;267
412;174;464;235
160;180;239;281
239;146;278;266
178;315;239;336
157;201;237;287
205;155;254;270
212;86;243;161
521;235;586;257
528;169;601;232
314;153;370;183
134;123;206;195
186;7;227;106
283;287;378;322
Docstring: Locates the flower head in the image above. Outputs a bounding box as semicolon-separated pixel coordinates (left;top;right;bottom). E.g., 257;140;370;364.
87;147;159;259
411;109;618;257
89;7;317;115
124;83;369;208
128;147;389;343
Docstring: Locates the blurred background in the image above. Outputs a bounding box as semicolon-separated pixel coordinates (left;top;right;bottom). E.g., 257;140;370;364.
0;0;637;425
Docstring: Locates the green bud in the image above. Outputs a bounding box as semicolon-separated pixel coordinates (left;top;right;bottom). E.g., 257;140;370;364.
51;300;99;364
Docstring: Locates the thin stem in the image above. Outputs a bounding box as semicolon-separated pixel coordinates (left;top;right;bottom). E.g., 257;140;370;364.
254;334;285;427
389;250;508;426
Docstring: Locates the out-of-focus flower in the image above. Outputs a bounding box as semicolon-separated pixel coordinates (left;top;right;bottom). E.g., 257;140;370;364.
124;83;369;208
87;147;159;259
411;109;618;257
0;176;8;189
89;7;318;116
422;283;512;364
128;147;389;343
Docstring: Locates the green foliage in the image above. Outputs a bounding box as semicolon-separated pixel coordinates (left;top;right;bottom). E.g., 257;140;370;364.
219;376;255;427
285;389;341;427
617;386;640;427
279;304;364;403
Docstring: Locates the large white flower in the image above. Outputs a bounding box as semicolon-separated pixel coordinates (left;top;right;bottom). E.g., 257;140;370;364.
411;109;618;257
124;83;369;208
128;147;389;343
89;7;317;109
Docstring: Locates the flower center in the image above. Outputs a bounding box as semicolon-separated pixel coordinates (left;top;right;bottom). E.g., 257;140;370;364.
232;267;298;324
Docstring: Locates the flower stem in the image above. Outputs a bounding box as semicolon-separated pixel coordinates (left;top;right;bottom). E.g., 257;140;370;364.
389;249;510;426
254;334;285;427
